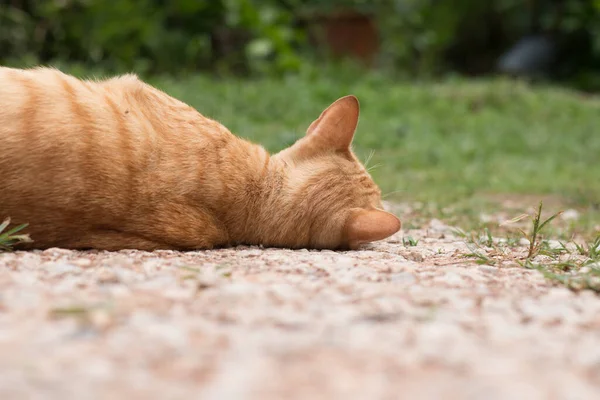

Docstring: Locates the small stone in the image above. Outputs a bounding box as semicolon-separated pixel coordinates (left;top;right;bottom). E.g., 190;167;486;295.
428;219;448;232
478;266;498;274
390;272;416;284
546;240;564;250
71;258;92;267
96;269;120;284
239;249;262;257
45;263;80;277
406;251;424;262
561;209;580;221
90;309;113;330
441;272;464;285
479;213;493;223
42;247;72;256
196;278;215;291
335;256;355;268
80;357;115;380
580;265;597;273
319;250;337;254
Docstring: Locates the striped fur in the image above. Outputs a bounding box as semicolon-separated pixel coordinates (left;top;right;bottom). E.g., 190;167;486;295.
0;67;400;250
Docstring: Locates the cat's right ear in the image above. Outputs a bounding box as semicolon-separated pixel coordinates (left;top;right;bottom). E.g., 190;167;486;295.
305;95;359;151
275;95;360;162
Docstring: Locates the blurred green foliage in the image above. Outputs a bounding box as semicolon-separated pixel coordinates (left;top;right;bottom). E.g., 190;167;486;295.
0;0;303;74
0;0;599;81
143;67;600;236
375;0;600;78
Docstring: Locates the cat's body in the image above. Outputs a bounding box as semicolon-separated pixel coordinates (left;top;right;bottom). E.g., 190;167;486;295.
0;67;400;251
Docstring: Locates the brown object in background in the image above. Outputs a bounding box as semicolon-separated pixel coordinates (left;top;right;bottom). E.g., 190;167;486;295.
304;10;380;67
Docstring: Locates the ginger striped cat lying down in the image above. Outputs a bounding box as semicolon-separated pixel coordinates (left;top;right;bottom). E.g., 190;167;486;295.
0;67;400;251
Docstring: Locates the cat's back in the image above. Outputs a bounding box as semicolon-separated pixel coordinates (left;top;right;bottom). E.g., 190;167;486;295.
0;67;237;248
0;66;156;141
0;67;142;189
0;66;222;153
0;67;138;151
0;67;250;250
0;66;116;119
0;67;185;224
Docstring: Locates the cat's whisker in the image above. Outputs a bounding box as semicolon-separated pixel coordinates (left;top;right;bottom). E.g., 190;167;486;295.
382;189;403;199
367;163;382;172
363;150;375;168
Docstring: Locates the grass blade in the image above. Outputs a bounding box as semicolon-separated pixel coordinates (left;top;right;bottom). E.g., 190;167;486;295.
0;219;32;251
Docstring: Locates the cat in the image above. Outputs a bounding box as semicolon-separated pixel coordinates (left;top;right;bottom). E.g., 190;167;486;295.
0;66;400;251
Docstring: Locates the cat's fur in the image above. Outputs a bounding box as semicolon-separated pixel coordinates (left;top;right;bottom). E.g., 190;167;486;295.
0;66;400;250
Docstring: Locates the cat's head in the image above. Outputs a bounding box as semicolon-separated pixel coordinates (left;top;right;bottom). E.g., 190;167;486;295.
273;95;401;250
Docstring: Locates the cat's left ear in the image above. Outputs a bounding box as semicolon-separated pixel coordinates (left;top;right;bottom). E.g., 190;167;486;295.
345;208;401;249
305;95;359;151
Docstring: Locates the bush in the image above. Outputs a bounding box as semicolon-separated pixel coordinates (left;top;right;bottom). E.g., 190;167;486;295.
375;0;600;76
0;0;303;75
1;0;598;86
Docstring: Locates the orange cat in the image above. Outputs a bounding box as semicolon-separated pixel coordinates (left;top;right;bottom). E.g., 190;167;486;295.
0;67;400;251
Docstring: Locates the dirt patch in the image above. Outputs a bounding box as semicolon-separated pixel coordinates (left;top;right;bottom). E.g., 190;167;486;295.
1;220;600;399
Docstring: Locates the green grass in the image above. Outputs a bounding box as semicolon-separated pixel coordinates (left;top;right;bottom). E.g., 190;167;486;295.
458;201;600;293
63;66;600;208
0;218;31;251
12;65;600;238
142;70;600;235
7;64;600;289
145;70;600;238
502;201;564;260
149;73;598;193
402;236;419;247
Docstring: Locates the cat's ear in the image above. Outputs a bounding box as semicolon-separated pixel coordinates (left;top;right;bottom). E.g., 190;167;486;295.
345;208;401;249
305;95;359;150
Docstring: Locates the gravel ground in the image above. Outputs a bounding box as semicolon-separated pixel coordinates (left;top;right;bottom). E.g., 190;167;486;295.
1;218;600;400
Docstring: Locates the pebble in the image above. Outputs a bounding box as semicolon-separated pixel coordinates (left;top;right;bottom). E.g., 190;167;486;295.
561;209;580;221
478;266;499;274
42;248;73;256
44;262;80;277
428;218;450;232
390;272;417;284
1;231;599;399
96;268;120;284
406;251;424;262
72;258;93;267
519;238;531;246
435;272;464;286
